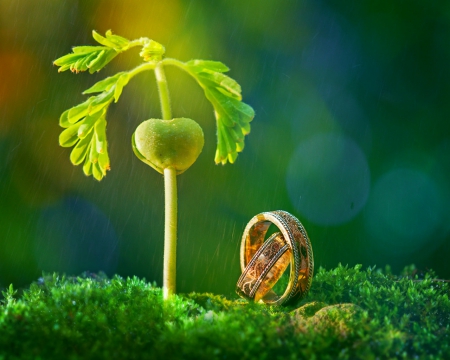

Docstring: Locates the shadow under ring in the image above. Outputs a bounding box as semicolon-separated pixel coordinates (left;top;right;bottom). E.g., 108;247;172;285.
236;210;314;306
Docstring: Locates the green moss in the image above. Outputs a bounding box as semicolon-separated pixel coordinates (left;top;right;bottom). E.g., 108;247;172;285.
1;265;449;359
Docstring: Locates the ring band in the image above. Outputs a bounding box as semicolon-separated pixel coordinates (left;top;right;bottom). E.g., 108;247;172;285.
236;210;314;306
236;232;290;302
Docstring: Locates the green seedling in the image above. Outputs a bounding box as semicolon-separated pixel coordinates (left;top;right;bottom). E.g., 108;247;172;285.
54;30;254;299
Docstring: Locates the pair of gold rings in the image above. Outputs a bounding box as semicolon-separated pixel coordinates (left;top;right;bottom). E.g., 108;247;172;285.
236;211;314;306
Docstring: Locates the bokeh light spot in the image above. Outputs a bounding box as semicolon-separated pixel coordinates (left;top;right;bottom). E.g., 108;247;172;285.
365;168;443;255
287;133;370;225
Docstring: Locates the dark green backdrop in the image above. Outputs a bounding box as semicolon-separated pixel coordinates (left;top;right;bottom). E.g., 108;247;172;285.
1;0;449;296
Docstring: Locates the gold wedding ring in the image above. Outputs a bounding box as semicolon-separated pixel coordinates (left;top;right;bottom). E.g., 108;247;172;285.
236;211;313;306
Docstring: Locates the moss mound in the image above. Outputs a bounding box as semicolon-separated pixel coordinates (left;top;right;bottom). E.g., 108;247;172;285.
1;265;449;359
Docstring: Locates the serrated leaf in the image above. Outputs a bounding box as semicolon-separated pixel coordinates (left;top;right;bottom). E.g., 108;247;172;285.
88;89;114;114
98;152;110;174
198;71;241;99
227;151;238;164
236;140;244;152
203;88;236;127
70;133;92;165
80;52;98;70
92;30;118;48
83;73;124;94
92;162;103;181
72;46;105;54
89;49;118;73
187;60;229;73
53;53;85;67
83;157;93;176
78;110;101;139
105;30;130;49
114;73;130;102
54;49;108;73
185;61;254;164
240;121;251;135
226;122;245;143
59;110;71;128
231;98;254;123
57;63;72;72
215;121;227;162
59;122;83;147
86;50;105;70
221;124;236;154
67;99;90;124
209;88;254;130
94;118;107;154
89;135;98;164
214;149;222;164
72;57;87;72
55;31;129;73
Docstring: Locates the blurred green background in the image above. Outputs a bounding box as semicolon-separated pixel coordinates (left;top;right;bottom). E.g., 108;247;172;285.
1;0;450;296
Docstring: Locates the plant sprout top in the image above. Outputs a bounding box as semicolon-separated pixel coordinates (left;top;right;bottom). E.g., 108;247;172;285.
54;30;254;181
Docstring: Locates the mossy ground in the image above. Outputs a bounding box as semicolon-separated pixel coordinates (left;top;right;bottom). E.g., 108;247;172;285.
1;265;449;359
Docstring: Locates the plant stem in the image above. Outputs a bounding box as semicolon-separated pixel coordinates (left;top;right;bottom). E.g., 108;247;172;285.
155;62;172;120
163;167;177;299
128;62;156;78
155;62;177;299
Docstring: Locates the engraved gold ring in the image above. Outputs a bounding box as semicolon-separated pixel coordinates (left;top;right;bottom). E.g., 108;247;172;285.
236;210;314;306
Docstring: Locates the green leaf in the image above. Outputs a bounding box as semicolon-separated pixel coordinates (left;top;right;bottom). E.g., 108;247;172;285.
57;63;72;72
98;152;110;174
204;87;254;162
78;110;102;139
89;135;98;164
114;73;130;102
55;30;135;181
89;89;114;111
63;110;110;181
79;52;98;71
198;72;242;100
59;123;82;147
72;46;105;54
82;72;129;105
54;47;117;74
92;30;118;48
86;49;105;68
227;150;238;163
59;109;71;128
92;30;130;51
57;76;121;181
60;90;113;136
105;30;130;49
55;31;130;73
185;60;254;164
186;60;229;73
88;49;118;74
53;53;85;67
92;162;103;181
83;73;125;94
94;118;107;154
70;133;92;165
215;122;227;165
83;157;93;176
55;47;117;74
67;100;90;124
